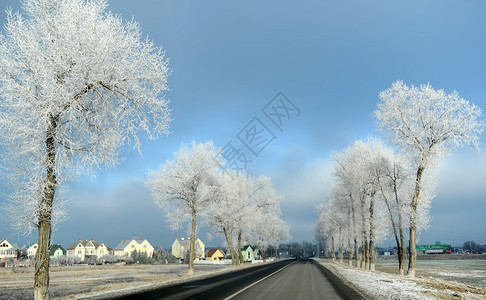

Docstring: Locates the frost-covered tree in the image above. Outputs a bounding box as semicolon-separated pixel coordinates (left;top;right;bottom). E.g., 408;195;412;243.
374;150;411;275
361;138;397;271
246;180;286;262
146;141;221;275
0;1;171;298
332;139;398;271
268;217;291;258
239;175;281;262
206;171;247;266
206;171;286;265
332;159;362;267
375;81;485;276
249;211;286;262
332;141;371;268
316;200;347;261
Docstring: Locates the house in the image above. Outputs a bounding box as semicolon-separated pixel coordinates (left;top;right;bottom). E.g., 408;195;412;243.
205;249;225;261
49;244;66;258
0;238;20;267
66;239;109;261
172;238;205;262
27;242;38;258
114;238;154;259
241;245;255;262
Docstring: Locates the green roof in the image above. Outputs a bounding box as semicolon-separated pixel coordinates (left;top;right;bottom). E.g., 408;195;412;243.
49;244;66;256
416;245;451;249
241;245;254;251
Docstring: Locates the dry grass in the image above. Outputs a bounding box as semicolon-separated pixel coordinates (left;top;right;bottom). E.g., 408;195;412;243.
0;263;237;300
416;277;486;299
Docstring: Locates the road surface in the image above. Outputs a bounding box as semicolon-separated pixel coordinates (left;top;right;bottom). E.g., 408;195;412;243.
115;259;365;300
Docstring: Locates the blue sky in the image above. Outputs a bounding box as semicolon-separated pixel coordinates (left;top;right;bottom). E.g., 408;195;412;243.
1;0;485;249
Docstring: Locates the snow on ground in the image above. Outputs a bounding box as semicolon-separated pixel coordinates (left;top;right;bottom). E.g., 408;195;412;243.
314;258;486;300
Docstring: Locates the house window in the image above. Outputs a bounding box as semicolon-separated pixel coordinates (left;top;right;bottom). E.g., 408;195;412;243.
248;252;250;259
143;245;147;248
131;245;135;248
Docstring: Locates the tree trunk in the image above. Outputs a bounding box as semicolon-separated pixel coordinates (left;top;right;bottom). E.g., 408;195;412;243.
35;219;52;300
395;185;406;276
399;227;406;275
350;202;359;268
385;197;402;274
347;238;352;266
369;238;375;271
379;179;403;274
237;230;244;265
331;236;335;261
338;242;343;264
354;237;360;269
408;166;424;277
347;206;353;266
188;207;197;276
362;237;368;269
369;193;375;271
223;227;237;267
360;195;368;269
34;117;58;300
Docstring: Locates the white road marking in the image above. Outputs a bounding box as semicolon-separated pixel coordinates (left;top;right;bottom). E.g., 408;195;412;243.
224;260;298;300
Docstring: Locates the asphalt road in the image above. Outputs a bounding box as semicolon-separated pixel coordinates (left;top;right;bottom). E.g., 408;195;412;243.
115;259;365;300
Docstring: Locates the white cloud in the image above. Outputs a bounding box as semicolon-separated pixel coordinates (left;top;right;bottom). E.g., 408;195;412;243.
262;148;334;242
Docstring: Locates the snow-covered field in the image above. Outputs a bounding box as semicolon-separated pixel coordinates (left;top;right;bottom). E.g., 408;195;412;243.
315;258;486;300
376;259;486;290
0;263;242;300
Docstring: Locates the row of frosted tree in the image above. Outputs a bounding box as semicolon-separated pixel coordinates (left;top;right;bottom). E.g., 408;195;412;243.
316;81;484;276
146;141;291;275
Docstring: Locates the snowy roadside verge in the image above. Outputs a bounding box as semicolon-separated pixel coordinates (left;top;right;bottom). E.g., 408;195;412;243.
313;258;486;300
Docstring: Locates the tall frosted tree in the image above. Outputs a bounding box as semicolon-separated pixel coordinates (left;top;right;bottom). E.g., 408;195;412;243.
206;171;247;266
146;141;221;275
0;1;171;299
375;81;484;276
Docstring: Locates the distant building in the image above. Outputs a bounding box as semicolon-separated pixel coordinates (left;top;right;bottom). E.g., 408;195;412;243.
114;238;154;259
241;245;255;262
205;249;225;261
66;239;109;261
0;238;20;267
172;238;205;262
26;242;38;258
49;244;66;259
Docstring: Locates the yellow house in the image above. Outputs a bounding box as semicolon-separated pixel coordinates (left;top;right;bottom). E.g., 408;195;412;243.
206;249;225;261
66;239;108;261
114;238;154;259
172;238;205;261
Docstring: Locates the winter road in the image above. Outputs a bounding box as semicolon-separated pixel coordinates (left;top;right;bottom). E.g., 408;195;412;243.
115;259;365;300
